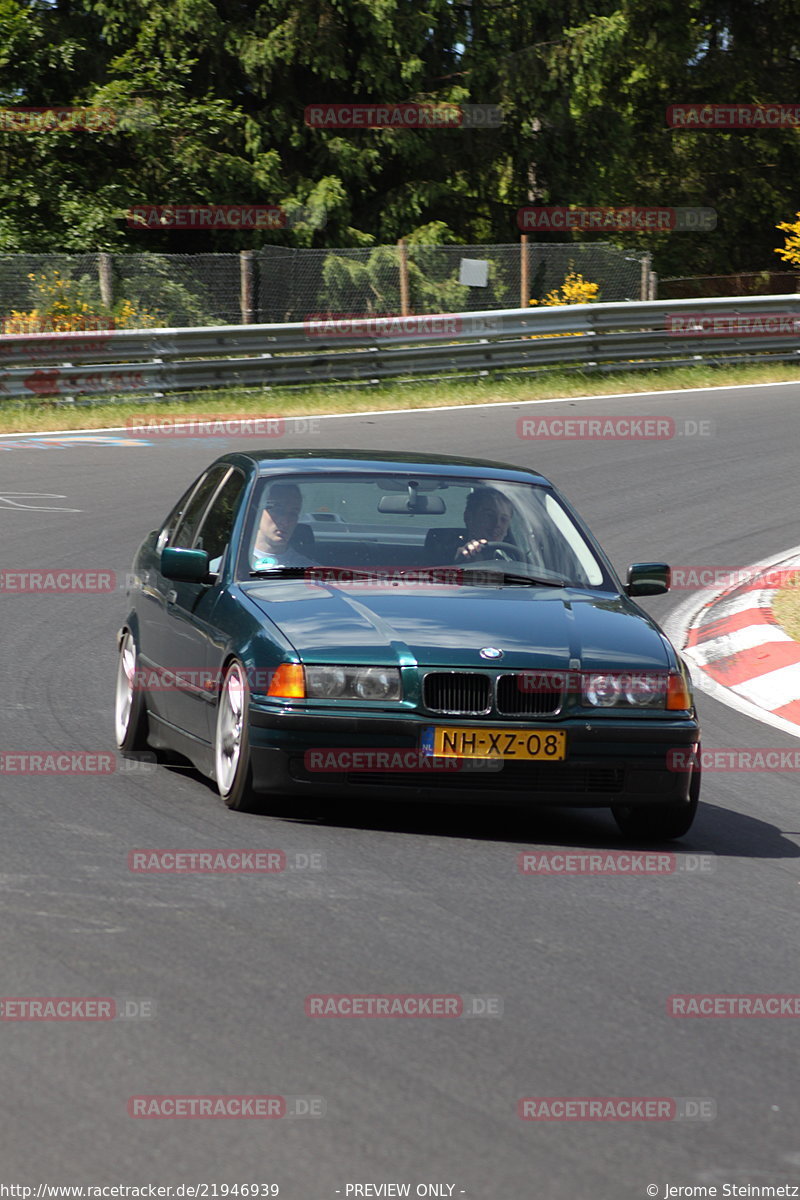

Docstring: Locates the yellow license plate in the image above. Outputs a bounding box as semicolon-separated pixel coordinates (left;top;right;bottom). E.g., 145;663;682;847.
426;726;566;761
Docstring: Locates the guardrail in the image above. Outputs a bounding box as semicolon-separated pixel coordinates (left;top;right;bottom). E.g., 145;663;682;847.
2;295;800;401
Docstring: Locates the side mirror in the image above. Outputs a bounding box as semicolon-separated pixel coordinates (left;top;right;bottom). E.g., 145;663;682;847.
625;562;670;596
161;547;210;583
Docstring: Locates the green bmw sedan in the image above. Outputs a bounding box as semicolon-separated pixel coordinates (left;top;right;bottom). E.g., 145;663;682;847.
115;450;701;840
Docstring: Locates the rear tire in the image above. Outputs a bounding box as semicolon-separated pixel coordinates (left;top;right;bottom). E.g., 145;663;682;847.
612;748;701;842
114;630;149;753
215;659;263;812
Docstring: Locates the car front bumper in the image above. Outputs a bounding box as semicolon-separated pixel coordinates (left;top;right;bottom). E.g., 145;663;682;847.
247;706;700;807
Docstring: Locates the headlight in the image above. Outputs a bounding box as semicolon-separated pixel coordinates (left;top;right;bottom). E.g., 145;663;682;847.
622;672;668;706
583;671;667;708
305;665;402;701
305;666;348;698
353;667;399;699
584;673;622;707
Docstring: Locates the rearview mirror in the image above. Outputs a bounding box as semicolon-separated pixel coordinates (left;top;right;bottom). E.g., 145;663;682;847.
625;562;670;596
161;547;210;583
378;494;447;514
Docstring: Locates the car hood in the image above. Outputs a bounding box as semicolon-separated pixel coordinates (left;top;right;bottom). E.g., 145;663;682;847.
239;582;671;670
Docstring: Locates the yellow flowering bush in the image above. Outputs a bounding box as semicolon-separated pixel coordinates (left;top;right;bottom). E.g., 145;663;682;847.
527;270;600;339
2;271;161;333
775;212;800;267
529;270;600;307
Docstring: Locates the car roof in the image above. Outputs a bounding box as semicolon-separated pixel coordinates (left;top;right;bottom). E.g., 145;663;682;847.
216;448;551;487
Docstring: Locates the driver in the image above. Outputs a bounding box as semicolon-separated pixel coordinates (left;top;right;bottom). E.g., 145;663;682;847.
454;487;515;562
251;482;314;569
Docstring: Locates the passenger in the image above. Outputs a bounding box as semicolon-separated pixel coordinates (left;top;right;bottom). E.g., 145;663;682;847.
453;487;515;562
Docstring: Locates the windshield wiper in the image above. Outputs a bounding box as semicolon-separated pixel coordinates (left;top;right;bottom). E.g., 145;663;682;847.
459;569;567;588
249;565;567;587
249;566;309;579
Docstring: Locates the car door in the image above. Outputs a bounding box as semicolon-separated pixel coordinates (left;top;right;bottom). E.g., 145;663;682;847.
136;472;211;690
147;465;233;739
185;467;250;741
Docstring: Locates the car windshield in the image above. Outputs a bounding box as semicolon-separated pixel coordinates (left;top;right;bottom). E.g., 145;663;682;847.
238;472;608;588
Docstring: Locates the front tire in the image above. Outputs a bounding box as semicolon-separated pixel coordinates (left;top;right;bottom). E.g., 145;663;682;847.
612;749;701;842
114;630;149;753
215;660;262;812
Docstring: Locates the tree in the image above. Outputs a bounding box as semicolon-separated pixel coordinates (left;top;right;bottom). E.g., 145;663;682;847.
2;0;800;283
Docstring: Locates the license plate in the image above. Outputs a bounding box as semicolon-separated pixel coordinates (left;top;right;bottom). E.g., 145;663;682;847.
421;726;566;761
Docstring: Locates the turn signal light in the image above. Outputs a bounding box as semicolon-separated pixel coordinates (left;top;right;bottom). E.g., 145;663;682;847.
267;663;305;699
666;673;692;710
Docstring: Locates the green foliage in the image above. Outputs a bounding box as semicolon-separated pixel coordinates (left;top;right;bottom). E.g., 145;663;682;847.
319;242;512;315
1;0;800;280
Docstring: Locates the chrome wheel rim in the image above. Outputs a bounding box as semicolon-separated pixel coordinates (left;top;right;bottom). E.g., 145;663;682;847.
216;664;245;796
114;632;136;746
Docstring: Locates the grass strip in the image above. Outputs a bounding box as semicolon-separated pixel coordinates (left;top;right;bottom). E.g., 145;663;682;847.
1;361;799;435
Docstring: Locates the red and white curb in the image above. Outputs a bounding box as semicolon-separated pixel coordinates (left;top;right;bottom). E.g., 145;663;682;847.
664;544;800;739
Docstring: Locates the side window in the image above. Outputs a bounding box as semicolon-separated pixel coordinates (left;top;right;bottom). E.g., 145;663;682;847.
170;467;229;549
156;477;206;553
193;469;247;565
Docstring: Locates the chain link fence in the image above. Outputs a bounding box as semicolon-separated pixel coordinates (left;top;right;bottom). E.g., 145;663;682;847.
0;243;649;330
659;271;800;299
0;252;241;328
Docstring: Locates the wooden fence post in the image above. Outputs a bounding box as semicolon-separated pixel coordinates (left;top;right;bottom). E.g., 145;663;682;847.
98;253;114;311
398;238;409;316
240;250;255;324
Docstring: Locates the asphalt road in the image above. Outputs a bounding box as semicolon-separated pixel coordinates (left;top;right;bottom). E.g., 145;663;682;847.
2;382;800;1198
